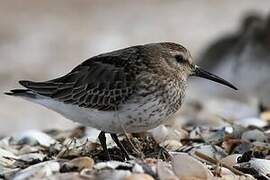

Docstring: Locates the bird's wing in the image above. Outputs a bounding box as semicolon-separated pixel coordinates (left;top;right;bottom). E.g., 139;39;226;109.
19;55;136;111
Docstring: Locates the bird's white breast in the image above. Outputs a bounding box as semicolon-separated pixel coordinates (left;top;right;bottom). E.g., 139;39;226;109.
28;93;173;133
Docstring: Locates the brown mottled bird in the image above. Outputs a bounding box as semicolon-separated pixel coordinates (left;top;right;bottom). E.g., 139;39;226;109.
5;42;237;160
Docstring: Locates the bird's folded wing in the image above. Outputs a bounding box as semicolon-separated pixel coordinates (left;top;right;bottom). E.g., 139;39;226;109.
19;58;135;111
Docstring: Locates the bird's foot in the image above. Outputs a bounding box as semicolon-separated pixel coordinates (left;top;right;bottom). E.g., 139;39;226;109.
110;133;130;160
98;131;111;161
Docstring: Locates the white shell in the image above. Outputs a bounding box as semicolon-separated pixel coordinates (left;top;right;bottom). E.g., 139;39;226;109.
150;125;187;144
0;148;17;167
237;118;267;128
18;153;46;163
160;140;182;151
236;158;270;178
157;160;178;180
13;161;60;180
94;161;132;170
13;130;56;147
171;153;213;179
191;145;227;161
220;154;241;167
63;157;94;171
123;173;154;180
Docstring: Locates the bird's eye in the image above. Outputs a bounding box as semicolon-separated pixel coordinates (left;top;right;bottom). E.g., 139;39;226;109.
175;55;186;64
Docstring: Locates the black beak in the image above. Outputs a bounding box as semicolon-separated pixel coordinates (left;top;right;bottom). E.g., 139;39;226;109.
192;66;238;90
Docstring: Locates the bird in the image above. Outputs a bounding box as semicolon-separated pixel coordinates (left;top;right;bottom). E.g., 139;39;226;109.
5;42;237;160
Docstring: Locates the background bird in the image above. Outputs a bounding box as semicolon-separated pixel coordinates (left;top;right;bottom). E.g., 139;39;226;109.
5;42;237;160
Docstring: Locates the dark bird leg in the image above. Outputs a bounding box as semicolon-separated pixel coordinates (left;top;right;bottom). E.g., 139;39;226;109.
110;133;130;160
98;131;111;160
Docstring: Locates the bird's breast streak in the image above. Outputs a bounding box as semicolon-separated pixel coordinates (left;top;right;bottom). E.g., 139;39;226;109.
29;92;175;133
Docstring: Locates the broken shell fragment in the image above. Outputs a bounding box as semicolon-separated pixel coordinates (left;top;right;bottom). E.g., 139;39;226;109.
171;153;213;179
123;173;155;180
160;140;182;151
220;154;242;167
0;148;17;167
13;130;56;147
12;161;60;180
62;157;94;172
157;160;178;180
235;158;270;178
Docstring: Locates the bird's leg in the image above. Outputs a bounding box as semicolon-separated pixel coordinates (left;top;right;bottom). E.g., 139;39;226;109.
98;131;111;160
110;133;130;160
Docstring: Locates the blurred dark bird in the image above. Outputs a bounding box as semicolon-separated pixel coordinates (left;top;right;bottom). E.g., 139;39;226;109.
197;13;270;108
5;42;237;160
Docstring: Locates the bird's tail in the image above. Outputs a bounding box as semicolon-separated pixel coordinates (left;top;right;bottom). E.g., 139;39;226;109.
4;89;37;99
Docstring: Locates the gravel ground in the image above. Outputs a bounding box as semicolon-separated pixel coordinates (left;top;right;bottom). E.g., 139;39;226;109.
0;0;270;133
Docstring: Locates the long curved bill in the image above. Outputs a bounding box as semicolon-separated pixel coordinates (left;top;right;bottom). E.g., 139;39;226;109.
192;65;238;90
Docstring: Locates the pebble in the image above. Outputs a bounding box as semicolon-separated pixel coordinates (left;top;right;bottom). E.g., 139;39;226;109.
241;129;268;143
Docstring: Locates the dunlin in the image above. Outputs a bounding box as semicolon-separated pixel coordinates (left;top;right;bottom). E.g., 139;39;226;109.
6;42;237;160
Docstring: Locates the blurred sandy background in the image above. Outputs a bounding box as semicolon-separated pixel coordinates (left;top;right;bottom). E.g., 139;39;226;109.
1;0;269;134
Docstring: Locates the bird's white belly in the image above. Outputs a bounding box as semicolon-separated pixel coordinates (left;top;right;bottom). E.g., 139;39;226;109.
31;95;171;133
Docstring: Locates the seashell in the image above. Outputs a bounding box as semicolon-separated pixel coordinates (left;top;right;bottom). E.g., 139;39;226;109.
13;130;56;147
241;129;268;143
160;140;182;151
132;163;144;174
0;148;17;167
157;160;178;180
219;167;256;180
80;168;94;178
56;137;97;158
16;145;42;155
94;161;132;170
123;173;154;180
0;137;12;149
220;154;242;167
252;141;270;153
62;157;94;172
150;125;187;144
0;167;20;180
84;127;101;142
142;158;158;175
93;169;131;180
12;160;60;180
237;118;267;128
45;172;85;180
18;153;46;163
191;145;227;161
235;158;270;178
171;152;213;180
260;111;270;122
189;127;225;144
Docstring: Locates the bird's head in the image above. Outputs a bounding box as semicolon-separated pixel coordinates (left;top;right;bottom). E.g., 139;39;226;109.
158;42;237;90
